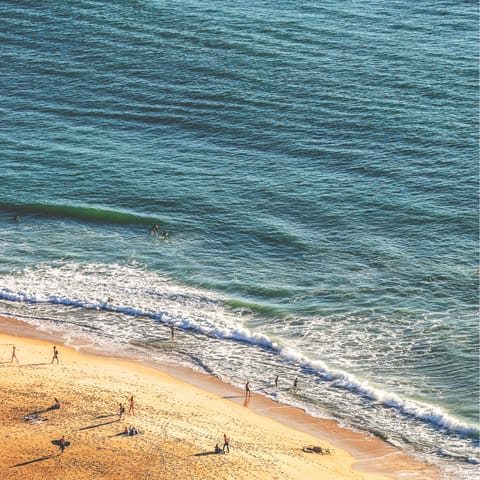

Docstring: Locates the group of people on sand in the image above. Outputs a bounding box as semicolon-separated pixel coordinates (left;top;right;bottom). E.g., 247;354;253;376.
118;397;143;436
56;395;138;453
9;341;67;453
7;341;307;461
123;425;141;436
220;376;300;456
10;344;60;364
118;395;135;420
9;340;145;455
214;433;230;454
56;395;138;454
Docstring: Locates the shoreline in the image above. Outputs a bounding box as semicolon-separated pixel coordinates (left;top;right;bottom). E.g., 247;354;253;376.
0;314;441;480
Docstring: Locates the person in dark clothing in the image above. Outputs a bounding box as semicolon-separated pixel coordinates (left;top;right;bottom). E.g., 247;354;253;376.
59;435;66;453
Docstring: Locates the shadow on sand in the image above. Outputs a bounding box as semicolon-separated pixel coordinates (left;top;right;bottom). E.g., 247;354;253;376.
194;451;223;457
109;431;129;438
27;405;60;417
11;454;59;467
79;419;118;431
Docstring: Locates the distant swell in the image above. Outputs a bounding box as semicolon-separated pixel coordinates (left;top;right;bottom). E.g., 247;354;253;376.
0;202;163;226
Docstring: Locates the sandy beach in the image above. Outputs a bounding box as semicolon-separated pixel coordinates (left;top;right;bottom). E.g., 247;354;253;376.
0;316;440;480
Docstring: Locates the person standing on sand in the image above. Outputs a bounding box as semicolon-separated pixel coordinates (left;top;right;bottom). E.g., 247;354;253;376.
11;346;19;363
223;433;230;453
59;435;66;454
128;395;135;415
118;403;125;420
245;381;251;398
51;346;59;364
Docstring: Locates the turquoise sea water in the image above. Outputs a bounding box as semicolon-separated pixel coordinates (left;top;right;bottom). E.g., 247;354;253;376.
0;1;478;478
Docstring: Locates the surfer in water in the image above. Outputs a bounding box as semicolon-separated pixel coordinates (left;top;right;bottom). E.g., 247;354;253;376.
150;224;159;235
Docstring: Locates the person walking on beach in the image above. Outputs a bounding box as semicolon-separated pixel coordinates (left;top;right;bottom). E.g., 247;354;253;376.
118;403;125;420
245;381;251;398
128;396;135;415
51;346;59;364
170;324;175;339
223;433;230;453
11;346;19;363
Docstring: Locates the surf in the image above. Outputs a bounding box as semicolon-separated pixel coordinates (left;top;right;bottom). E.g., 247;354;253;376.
0;261;477;443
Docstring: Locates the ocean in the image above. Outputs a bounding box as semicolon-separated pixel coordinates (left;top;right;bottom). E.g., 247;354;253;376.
0;1;478;478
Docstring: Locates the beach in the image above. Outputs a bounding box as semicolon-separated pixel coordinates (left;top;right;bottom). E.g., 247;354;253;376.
1;2;478;477
0;316;440;480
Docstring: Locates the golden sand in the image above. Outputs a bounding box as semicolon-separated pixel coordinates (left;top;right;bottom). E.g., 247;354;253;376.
0;317;440;480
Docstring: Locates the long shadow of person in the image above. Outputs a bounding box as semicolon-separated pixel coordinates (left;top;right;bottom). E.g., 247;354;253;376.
78;419;117;430
11;454;58;467
193;451;219;457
